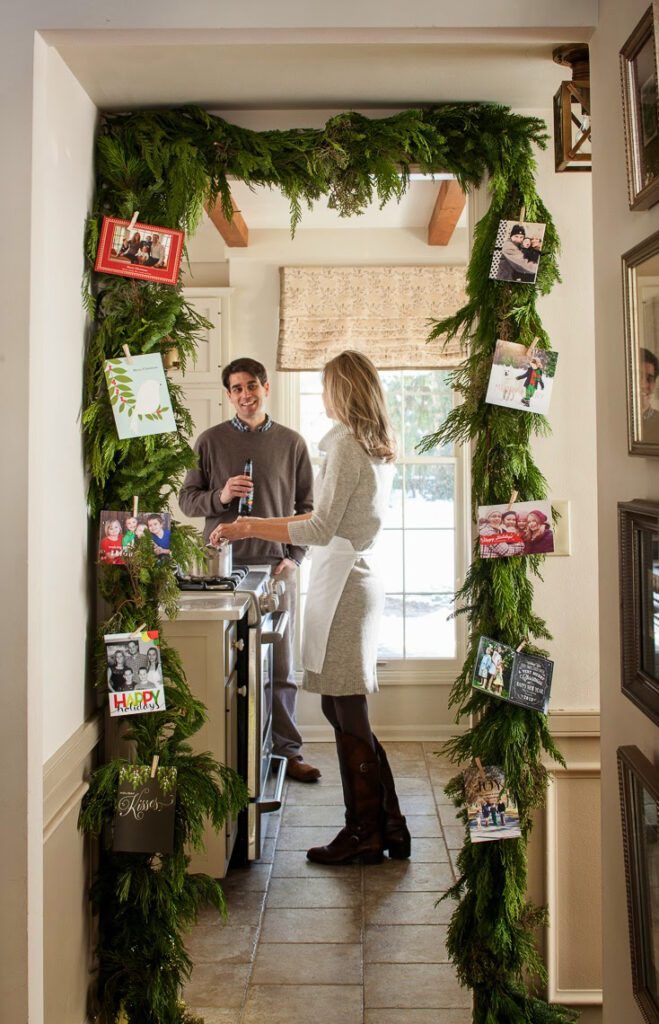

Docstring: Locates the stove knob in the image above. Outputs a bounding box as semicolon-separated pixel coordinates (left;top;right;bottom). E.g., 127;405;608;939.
271;579;286;597
231;638;245;652
259;592;280;614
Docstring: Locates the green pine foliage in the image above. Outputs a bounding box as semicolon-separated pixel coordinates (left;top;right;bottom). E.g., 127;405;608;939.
80;103;572;1023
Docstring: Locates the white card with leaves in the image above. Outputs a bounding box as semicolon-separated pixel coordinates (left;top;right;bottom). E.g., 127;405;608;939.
104;355;176;439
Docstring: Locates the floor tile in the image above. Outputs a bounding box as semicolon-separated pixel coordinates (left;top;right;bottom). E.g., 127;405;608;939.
185;920;258;964
183;1009;241;1024
282;804;346;827
404;838;450;862
221;864;271;892
285;784;345;805
364;860;455;892
441;826;466;851
365;1012;472;1024
271;849;360;878
242;984;362;1024
266;875;361;908
260;906;361;943
276;825;345;850
398;795;438;815
364;963;471;1009
407;815;441;837
252;942;362;985
223;890;267;927
364;924;449;963
183;963;250;1008
365;891;453;925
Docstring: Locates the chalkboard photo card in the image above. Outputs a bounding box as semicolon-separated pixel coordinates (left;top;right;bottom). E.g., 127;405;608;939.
112;764;177;854
473;635;553;713
463;763;521;843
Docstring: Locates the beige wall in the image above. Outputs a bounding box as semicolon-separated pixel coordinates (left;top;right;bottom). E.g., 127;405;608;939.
589;3;659;1022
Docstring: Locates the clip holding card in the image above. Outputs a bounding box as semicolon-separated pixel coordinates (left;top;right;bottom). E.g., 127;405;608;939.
519;204;526;223
150;754;160;779
507;490;519;511
526;337;539;359
516;639;527;652
122;344;133;364
475;757;487;781
130;622;147;639
128;210;140;232
132;495;139;517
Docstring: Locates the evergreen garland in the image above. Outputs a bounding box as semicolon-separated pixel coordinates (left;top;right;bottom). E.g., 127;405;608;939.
79;103;573;1024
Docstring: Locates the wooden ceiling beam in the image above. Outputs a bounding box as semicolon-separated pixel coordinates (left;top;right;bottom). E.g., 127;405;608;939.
205;193;249;247
427;179;466;246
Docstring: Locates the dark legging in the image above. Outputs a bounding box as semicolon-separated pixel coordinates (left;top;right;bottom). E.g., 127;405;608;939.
321;694;375;749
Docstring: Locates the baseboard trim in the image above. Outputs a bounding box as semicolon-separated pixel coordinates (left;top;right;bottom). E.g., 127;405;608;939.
301;724;469;742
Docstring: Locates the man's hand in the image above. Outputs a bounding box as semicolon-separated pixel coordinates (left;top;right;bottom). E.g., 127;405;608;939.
209;517;252;545
274;557;298;575
219;475;253;505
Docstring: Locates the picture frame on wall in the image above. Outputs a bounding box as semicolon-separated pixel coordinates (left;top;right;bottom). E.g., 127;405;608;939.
617;745;659;1024
622;230;659;456
618;500;659;726
621;4;659;210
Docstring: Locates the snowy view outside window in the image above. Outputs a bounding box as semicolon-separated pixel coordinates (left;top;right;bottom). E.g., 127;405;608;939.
297;370;458;661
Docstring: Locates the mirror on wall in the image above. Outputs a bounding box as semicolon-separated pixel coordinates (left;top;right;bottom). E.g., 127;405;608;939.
623;230;659;455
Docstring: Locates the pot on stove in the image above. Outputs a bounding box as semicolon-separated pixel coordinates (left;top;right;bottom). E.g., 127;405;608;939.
187;540;233;578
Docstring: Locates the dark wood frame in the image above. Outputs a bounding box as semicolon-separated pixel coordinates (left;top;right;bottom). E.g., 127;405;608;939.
617;745;659;1024
621;4;659;210
619;500;659;725
622;230;659;456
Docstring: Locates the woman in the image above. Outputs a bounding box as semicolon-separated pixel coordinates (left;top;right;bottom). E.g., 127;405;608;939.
108;649;128;692
145;646;162;686
523;509;554;554
211;350;410;866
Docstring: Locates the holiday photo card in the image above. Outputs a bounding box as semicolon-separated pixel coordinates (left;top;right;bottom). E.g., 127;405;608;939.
472;635;554;713
485;340;559;415
104;355;177;440
489;219;546;285
94;216;184;286
478;500;554;558
113;764;177;854
99;510;172;565
463;764;521;843
104;630;165;717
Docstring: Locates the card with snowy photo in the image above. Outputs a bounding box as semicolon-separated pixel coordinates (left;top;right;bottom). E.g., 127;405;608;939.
485;340;558;415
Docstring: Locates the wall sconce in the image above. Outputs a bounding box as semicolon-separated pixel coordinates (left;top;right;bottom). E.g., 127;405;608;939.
552;44;591;172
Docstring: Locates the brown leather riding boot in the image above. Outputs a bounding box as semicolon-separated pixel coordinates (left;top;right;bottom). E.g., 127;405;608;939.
373;735;412;860
307;732;384;865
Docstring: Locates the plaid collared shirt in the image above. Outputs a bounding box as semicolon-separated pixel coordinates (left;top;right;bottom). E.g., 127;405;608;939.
230;414;273;433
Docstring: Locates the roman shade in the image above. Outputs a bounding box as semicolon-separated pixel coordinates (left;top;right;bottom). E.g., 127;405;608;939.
277;264;468;370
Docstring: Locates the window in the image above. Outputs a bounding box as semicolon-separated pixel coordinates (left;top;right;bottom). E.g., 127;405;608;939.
294;369;467;677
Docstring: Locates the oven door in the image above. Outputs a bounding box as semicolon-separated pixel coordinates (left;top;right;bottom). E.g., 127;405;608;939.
246;609;289;861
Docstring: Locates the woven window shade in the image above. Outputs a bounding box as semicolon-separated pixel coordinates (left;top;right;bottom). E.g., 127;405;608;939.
277;265;468;371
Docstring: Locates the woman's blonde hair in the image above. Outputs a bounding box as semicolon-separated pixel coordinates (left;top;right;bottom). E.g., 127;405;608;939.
322;350;397;462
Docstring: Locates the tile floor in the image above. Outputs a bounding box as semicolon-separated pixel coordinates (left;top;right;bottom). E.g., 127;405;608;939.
184;742;471;1024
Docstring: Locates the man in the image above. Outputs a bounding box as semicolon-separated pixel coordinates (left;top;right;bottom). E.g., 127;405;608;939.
639;347;659;444
494;224;539;282
147;233;166;268
125;640;148;677
179;357;320;782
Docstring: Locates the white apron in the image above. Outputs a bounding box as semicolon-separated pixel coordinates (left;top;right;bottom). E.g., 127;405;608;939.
301;535;370;675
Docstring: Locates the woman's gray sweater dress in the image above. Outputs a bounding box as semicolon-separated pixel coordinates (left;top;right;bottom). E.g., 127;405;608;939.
288;423;393;696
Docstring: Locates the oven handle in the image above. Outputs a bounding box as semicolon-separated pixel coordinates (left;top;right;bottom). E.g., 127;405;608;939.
261;610;289;645
258;754;287;813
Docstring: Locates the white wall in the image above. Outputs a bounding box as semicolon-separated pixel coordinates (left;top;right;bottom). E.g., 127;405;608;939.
589;3;659;1021
31;45;97;763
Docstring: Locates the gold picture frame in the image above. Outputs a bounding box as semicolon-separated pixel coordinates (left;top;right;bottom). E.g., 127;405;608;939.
621;4;659;210
622;230;659;455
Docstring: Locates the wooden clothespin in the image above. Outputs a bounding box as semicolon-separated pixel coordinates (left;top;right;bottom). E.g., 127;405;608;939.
128;210;140;232
519;204;526;223
475;757;487;782
122;344;133;364
507;490;518;511
150;754;160;779
516;640;527;652
130;622;147;639
132;495;139;517
526;337;539;358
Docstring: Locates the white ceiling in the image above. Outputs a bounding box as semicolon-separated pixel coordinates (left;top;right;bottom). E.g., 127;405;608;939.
53;37;569;110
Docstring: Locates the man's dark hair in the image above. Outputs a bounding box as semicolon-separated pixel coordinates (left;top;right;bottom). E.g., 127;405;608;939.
510;224;526;237
640;347;659;378
222;358;268;390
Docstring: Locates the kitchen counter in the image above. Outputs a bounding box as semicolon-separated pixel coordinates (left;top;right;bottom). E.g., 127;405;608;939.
165;591;252;622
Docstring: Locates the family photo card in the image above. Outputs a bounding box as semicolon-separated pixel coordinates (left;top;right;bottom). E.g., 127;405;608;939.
478;499;555;558
113;765;177;855
99;511;172;565
472;635;554;714
95;216;184;286
104;355;177;440
489;219;546;285
104;630;165;718
463;764;521;843
485;340;559;415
